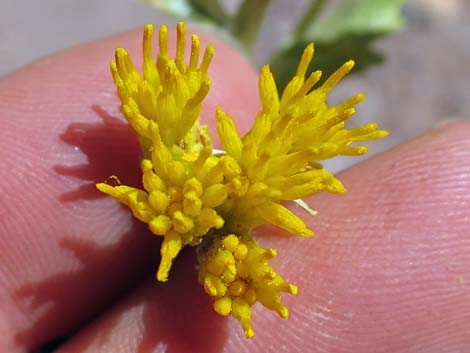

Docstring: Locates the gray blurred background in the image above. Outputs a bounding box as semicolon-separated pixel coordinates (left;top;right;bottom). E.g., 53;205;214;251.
1;0;469;171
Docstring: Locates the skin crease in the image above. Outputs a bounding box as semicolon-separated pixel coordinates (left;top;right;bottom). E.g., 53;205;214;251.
0;27;469;353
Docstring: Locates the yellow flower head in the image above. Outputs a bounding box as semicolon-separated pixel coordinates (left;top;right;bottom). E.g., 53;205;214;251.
215;43;388;237
111;22;214;158
198;234;297;338
97;22;388;337
99;22;228;281
97;125;233;281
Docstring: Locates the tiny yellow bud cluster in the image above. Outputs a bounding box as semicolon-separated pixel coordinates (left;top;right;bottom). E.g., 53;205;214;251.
199;234;298;338
98;126;233;281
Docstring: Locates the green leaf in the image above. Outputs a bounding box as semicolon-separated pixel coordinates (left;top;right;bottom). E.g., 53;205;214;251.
305;0;405;40
310;34;384;76
270;34;383;91
271;0;405;90
142;0;228;26
190;0;228;25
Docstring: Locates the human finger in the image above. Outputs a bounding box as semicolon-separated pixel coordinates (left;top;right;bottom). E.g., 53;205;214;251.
55;122;470;352
0;24;259;353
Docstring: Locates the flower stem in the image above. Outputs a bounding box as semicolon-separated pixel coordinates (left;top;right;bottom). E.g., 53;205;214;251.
293;0;327;38
231;0;272;52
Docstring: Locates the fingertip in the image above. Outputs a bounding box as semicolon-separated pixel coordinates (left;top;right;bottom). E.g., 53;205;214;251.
0;24;260;351
250;120;470;351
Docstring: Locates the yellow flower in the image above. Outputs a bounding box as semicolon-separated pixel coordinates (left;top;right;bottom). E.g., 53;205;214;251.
97;22;388;338
111;22;214;159
98;124;231;281
98;22;222;281
198;234;297;338
215;43;388;237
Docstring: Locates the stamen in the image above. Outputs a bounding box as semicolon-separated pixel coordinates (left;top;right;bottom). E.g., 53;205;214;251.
321;60;355;92
158;24;169;57
176;21;186;69
200;44;215;74
143;24;154;62
189;34;200;70
296;43;314;77
298;70;322;97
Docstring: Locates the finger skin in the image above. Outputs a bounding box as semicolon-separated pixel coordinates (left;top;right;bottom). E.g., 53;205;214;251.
57;122;470;353
0;27;259;352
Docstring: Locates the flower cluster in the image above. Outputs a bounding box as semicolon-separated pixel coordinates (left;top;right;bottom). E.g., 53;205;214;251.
198;234;297;338
97;22;387;337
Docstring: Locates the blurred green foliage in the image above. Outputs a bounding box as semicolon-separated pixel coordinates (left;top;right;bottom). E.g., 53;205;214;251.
142;0;405;89
142;0;228;24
